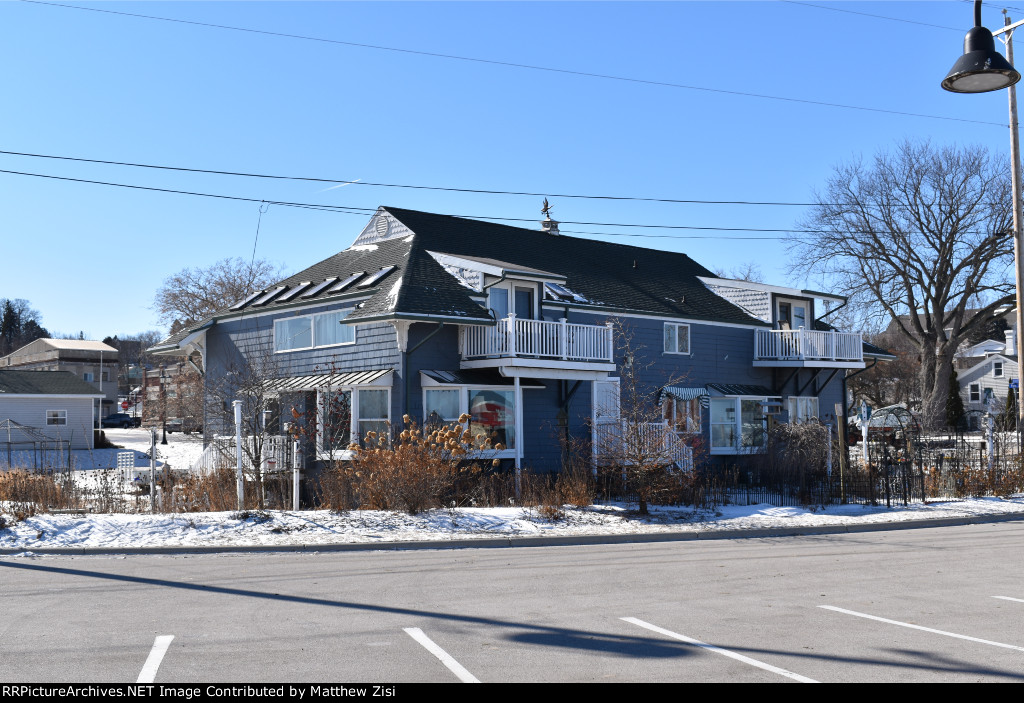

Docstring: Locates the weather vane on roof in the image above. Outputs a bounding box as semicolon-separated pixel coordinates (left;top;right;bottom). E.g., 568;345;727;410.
541;198;553;219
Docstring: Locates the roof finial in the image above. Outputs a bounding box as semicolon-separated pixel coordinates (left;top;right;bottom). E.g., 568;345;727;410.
541;197;553;219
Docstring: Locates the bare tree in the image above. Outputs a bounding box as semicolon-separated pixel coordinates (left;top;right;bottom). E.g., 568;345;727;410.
593;321;690;514
712;261;765;283
789;140;1014;428
153;257;286;330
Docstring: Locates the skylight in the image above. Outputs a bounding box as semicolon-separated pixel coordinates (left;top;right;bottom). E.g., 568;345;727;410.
327;272;366;293
275;282;313;303
300;277;339;299
229;290;265;311
251;286;288;306
544;282;587;303
357;266;396;288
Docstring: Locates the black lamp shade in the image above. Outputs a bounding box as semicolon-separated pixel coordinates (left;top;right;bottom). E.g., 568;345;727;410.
943;26;1020;93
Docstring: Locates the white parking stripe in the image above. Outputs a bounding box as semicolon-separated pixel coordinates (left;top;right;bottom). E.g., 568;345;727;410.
137;635;174;683
621;617;818;683
403;628;480;683
820;606;1024;652
993;596;1024;603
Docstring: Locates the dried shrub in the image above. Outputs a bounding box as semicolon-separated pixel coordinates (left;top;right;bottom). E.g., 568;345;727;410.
340;416;492;514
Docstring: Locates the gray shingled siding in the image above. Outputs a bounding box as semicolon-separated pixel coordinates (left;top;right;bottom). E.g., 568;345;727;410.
201;305;848;472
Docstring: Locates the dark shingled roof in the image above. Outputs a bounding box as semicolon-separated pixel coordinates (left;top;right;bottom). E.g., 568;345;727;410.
0;370;103;396
154;206;770;350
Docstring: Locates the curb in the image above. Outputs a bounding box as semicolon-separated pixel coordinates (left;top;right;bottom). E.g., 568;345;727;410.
2;511;1023;557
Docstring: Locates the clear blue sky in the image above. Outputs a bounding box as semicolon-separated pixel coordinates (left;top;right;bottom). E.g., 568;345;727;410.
1;0;1020;338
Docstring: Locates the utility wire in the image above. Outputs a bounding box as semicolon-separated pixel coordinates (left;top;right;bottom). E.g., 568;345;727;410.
0;148;826;207
0;166;1002;239
782;1;962;31
18;0;1007;128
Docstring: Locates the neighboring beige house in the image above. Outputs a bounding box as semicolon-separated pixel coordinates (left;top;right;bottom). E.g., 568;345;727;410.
0;339;118;420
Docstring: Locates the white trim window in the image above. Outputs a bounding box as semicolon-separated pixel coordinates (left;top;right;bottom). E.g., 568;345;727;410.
317;387;390;458
46;409;67;426
83;372;95;383
275;309;355;352
423;386;517;456
970;383;981;402
994;361;1004;377
664;323;690;355
710;397;767;454
787;396;819;423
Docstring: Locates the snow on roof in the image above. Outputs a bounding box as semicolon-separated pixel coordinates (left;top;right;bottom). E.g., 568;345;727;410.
37;339;118;352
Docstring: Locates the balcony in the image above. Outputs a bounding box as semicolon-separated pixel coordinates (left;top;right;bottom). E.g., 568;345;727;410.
459;315;616;379
754;328;865;368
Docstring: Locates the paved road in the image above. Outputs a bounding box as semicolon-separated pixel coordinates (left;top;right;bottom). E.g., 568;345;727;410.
2;522;1023;683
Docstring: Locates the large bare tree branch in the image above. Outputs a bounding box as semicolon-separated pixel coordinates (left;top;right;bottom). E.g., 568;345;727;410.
787;140;1014;428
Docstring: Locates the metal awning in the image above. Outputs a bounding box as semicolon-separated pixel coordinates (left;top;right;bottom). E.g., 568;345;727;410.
263;369;393;394
420;369;546;388
705;383;780;398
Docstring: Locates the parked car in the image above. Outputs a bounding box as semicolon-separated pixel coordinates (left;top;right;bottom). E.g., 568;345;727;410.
101;413;142;429
165;418;202;434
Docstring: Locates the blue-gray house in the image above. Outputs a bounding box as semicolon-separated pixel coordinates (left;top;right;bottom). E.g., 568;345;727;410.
151;206;870;473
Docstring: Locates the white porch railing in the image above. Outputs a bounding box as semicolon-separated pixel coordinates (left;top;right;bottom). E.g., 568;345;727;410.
190;435;294;475
460;314;614;363
754;328;863;362
593;421;694;472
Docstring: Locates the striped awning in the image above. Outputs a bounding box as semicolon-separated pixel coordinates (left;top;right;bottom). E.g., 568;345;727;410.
661;386;710;408
263;369;392;394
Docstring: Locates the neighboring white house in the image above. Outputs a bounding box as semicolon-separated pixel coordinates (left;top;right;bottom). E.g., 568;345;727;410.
957;353;1019;428
0;369;105;450
0;338;118;421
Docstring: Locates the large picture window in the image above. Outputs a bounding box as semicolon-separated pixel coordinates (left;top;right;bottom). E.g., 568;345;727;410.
275;309;354;352
422;385;518;456
467;389;515;450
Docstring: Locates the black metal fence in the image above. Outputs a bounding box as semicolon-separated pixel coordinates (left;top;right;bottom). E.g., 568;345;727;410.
702;427;1024;509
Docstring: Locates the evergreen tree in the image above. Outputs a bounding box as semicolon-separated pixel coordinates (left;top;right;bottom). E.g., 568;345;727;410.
946;368;966;430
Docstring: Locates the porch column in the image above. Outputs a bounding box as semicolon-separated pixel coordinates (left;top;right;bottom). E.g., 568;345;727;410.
514;374;522;470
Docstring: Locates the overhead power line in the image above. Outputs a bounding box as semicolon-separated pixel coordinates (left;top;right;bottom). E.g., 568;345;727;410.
0;166;1001;239
19;0;1007;128
0;148;824;207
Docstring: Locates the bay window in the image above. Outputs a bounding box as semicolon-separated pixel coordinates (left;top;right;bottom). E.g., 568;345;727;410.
710;397;768;453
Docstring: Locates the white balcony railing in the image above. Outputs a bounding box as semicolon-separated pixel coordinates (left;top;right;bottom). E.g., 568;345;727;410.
755;328;863;363
461;314;614;363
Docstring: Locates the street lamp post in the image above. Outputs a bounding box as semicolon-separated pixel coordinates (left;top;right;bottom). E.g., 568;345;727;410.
943;1;1024;432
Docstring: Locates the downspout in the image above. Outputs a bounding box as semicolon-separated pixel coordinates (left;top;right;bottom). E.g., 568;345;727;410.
403;321;446;419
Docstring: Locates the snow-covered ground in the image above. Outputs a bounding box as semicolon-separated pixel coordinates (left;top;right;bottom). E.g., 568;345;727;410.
2;495;1022;552
2;428;1022;552
0;427;206;472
